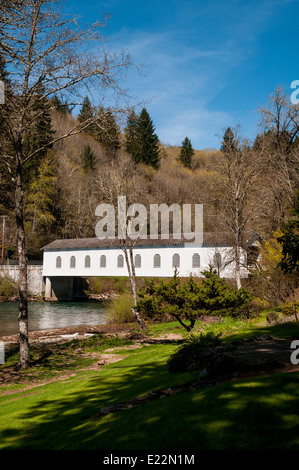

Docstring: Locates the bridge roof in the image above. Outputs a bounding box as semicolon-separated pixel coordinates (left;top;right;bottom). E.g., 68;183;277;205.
42;231;260;251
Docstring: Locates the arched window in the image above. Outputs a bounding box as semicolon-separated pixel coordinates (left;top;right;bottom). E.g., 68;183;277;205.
56;256;62;268
153;254;161;268
135;254;141;268
85;255;91;268
70;256;76;268
172;253;180;268
117;254;124;268
192;253;200;268
100;255;106;268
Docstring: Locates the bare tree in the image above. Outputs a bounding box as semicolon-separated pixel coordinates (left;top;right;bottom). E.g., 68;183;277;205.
256;86;299;231
96;153;148;329
0;0;132;368
216;129;262;289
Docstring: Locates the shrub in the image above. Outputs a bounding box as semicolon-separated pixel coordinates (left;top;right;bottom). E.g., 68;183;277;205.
280;301;299;317
167;331;221;373
107;292;136;324
266;311;280;324
233;297;270;318
137;268;253;332
0;275;19;297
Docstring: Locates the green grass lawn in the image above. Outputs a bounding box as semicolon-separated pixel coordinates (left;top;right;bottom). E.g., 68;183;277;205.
0;318;299;450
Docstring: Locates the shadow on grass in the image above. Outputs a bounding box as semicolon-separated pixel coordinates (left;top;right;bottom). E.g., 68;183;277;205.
1;347;299;450
223;321;299;343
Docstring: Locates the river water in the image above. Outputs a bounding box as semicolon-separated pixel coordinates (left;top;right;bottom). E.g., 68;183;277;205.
0;302;109;337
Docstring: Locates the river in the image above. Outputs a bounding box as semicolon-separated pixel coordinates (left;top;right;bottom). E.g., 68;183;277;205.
0;301;109;337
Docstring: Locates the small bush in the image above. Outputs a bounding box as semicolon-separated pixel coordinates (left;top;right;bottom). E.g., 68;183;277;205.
266;311;280;324
280;301;299;317
0;275;18;297
167;331;221;373
233;297;270;318
107;292;136;324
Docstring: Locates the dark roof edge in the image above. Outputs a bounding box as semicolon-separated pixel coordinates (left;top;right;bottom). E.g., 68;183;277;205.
41;230;261;251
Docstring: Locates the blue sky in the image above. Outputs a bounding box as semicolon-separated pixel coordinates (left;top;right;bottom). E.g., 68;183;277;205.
65;0;298;150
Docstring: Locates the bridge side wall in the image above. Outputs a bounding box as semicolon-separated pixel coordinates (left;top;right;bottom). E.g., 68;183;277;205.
42;245;249;279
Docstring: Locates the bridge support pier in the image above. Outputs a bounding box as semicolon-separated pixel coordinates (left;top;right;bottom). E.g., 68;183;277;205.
44;276;75;301
44;276;88;301
45;276;52;300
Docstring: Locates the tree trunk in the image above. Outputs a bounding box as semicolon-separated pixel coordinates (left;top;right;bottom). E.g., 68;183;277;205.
129;243;137;306
293;291;298;323
15;159;29;369
123;243;147;330
234;207;242;290
235;244;242;290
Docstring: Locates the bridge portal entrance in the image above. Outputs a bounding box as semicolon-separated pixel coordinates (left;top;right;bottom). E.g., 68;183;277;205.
44;276;88;301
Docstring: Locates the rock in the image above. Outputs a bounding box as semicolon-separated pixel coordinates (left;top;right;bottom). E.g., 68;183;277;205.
254;335;274;341
99;406;114;415
126;332;148;341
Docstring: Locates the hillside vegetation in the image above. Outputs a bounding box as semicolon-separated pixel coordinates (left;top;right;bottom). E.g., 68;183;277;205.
1;88;298;309
1;91;298;257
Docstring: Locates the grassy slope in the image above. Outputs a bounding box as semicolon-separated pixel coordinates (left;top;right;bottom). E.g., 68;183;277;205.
0;319;299;450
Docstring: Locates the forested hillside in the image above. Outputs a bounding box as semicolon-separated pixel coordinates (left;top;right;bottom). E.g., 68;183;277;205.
1;87;298;262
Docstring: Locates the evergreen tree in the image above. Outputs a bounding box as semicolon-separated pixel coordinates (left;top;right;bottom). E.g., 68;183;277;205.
0;53;14;209
179;137;194;168
78;96;94;123
124;109;139;158
220;127;237;154
137;108;160;168
23;87;55;186
50;95;72;115
95;107;120;158
81;144;95;171
26;154;57;233
125;108;160;168
137;267;252;333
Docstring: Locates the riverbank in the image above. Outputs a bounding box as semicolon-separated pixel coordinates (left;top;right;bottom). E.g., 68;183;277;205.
0;322;140;345
0;292;116;303
0;295;44;303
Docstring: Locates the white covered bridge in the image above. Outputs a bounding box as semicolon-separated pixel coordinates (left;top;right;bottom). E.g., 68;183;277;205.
41;231;260;301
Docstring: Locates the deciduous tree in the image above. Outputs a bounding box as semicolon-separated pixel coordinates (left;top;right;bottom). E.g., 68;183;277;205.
216;128;262;289
256;87;299;231
96;154;148;329
0;0;132;368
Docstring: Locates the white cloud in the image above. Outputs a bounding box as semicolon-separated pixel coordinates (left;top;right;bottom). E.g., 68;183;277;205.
102;0;298;148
